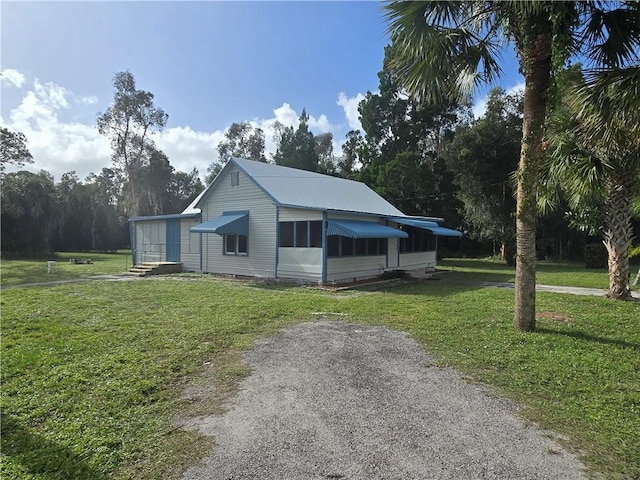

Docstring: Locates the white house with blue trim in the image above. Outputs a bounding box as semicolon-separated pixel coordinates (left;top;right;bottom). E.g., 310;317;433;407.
129;157;461;283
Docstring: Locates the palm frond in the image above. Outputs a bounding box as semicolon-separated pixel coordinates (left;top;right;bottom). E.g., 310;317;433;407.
384;1;507;103
577;1;640;67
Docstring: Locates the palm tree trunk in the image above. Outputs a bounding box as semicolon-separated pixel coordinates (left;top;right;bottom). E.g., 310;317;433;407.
633;267;640;287
603;173;635;299
513;33;552;332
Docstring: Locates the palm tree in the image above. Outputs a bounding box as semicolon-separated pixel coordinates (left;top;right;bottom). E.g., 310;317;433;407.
384;1;640;330
544;65;640;299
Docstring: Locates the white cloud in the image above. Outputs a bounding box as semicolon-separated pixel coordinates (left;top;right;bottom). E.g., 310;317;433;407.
472;82;526;119
156;126;225;177
272;103;299;127
308;113;331;132
2;78;111;181
0;68;26;88
507;82;525;96
80;95;99;106
472;96;488;119
337;91;365;130
2;76;351;184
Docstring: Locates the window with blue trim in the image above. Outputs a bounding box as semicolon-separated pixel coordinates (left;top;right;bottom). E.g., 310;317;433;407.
327;236;387;257
278;221;322;248
399;226;435;253
224;233;248;255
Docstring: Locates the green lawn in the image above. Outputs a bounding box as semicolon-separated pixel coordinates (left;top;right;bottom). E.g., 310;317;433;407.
439;256;640;290
1;252;133;287
1;259;639;479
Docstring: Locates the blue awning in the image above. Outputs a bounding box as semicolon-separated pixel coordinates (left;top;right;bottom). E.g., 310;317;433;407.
327;219;408;239
390;217;463;237
191;211;248;235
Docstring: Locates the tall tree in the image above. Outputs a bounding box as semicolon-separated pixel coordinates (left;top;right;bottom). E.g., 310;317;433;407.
97;71;168;216
385;1;640;331
314;132;336;175
55;171;93;251
273;110;319;172
1;170;58;257
337;130;365;179
164;168;204;214
446;88;522;262
356;58;465;220
85;168;125;252
217;121;266;163
544;65;640;299
0;127;33;175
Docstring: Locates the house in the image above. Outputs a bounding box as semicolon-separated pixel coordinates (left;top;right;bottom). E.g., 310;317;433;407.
129;157;462;283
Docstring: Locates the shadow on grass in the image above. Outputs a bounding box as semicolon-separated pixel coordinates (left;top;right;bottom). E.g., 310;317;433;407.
0;412;107;480
347;270;518;297
538;327;640;351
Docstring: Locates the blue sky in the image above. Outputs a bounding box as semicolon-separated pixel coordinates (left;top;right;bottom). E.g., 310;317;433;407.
1;1;523;181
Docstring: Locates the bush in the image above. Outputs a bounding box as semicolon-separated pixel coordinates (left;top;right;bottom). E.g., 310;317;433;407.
584;243;607;268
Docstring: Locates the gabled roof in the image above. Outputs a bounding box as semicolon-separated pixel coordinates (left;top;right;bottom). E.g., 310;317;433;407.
196;157;404;217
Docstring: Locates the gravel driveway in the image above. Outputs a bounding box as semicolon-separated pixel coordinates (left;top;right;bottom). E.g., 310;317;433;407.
181;320;587;479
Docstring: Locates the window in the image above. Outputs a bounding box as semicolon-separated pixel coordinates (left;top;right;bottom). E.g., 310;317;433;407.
224;234;248;255
327;236;387;257
309;221;322;247
295;222;308;248
230;172;239;186
327;236;339;257
279;222;294;247
399;226;435;253
278;220;323;248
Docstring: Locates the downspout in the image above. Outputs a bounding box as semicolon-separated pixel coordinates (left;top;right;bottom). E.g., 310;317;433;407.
321;211;327;284
275;206;280;279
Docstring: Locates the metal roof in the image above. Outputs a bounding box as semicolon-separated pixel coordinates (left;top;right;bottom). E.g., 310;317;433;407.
230;158;405;216
181;189;206;215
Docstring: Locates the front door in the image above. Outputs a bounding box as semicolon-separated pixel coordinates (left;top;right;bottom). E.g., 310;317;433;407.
166;219;180;262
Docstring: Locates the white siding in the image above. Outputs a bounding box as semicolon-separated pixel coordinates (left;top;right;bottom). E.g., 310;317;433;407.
399;251;437;270
278;248;322;280
181;218;201;271
200;166;277;277
135;221;166;263
387;238;399;268
327;256;387;282
278;207;323;222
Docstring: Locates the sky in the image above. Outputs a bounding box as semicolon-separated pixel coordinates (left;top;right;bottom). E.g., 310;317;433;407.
1;1;524;183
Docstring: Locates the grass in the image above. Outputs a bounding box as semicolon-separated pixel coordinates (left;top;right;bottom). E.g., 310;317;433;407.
439;256;640;290
1;259;639;479
1;251;133;287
